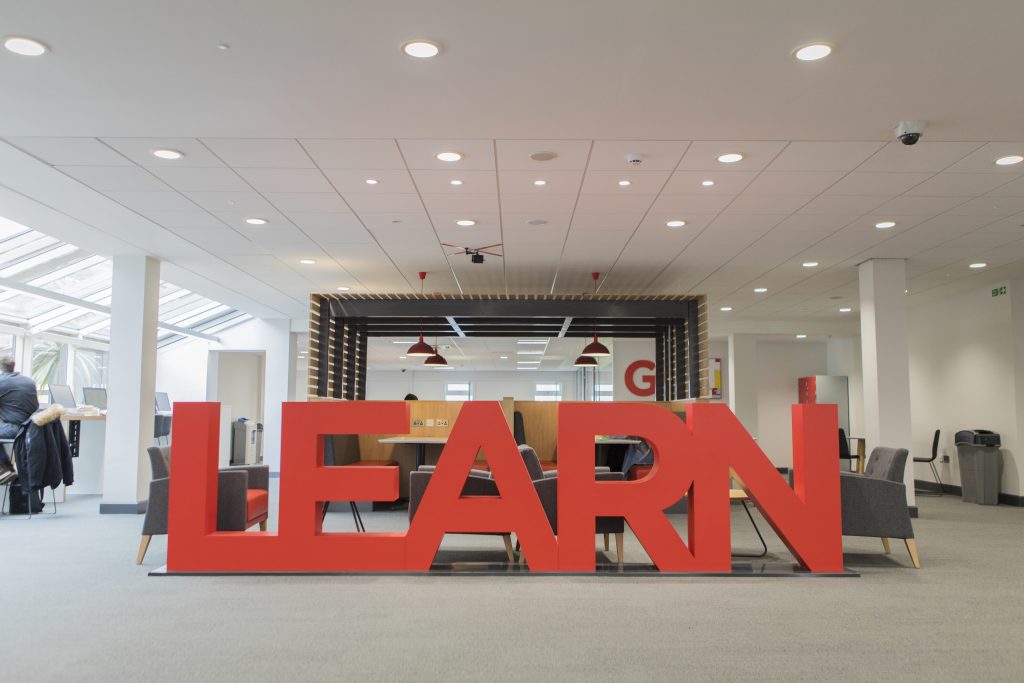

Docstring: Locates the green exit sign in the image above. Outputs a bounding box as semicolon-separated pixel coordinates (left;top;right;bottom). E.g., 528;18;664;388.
992;286;1007;297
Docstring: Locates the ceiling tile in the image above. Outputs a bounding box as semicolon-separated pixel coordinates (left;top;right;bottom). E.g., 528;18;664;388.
947;196;1024;216
148;166;251;192
286;212;365;231
587;141;690;171
266;192;350;212
344;193;422;213
185;191;275;213
724;194;814;214
499;193;579;213
497;169;582;194
944;142;1024;172
984;176;1024;197
172;228;265;253
580;170;670;194
396;139;496;170
104;190;199;213
420;193;499;214
744;171;845;195
410;169;497;194
676;141;788;172
798;195;890;214
299;139;405;169
570;213;645;231
495;140;592;170
501;214;573;232
357;212;432;231
57;165;169;192
825;172;933;196
6;137;132;166
201;139;314;168
102;138;225;167
647;194;733;214
429;213;501;232
235;168;334;193
574;193;656;213
322;168;416;193
766;142;885;172
139;210;224;229
857;142;984;172
662;170;757;195
902;172;1012;197
873;195;967;215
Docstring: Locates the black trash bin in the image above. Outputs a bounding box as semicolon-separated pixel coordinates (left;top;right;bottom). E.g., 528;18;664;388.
955;430;1002;505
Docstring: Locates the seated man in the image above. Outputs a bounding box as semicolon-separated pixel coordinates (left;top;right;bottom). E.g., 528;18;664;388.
0;355;39;484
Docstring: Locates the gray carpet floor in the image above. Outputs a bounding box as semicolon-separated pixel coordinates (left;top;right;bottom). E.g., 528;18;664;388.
4;486;1023;681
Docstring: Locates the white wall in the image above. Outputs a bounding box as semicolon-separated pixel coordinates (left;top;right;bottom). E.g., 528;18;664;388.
755;341;829;466
365;369;577;402
827;336;864;438
908;281;1020;495
208;351;264;423
709;339;728;405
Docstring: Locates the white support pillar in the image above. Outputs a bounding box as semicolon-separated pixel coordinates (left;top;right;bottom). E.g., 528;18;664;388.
100;255;159;513
728;333;759;438
859;259;915;506
261;318;295;472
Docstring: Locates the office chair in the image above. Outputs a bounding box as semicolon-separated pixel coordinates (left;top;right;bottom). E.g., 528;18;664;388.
914;429;943;496
838;428;857;472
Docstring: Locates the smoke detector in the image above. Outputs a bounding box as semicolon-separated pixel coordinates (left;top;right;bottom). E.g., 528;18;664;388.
530;151;558;162
626;153;643;166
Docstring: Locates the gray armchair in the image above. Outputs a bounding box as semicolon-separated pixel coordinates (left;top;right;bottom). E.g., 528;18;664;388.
136;445;270;565
409;445;626;565
840;446;920;568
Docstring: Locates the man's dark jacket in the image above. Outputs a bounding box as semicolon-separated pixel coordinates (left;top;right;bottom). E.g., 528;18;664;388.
13;417;73;490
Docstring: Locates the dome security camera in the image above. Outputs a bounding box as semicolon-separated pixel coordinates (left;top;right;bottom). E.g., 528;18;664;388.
894;120;926;145
626;153;643;165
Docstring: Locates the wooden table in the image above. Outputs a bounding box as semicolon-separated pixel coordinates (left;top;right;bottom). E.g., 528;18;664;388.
848;436;867;473
377;436;448;469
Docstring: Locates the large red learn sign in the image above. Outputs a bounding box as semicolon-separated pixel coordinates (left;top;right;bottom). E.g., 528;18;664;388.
166;401;842;573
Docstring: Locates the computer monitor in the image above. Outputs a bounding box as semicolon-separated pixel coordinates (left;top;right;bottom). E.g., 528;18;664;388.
49;383;77;409
155;392;172;412
82;387;107;410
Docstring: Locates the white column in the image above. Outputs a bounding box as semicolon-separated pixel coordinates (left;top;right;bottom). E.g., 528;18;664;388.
727;333;758;438
100;255;159;513
859;259;914;506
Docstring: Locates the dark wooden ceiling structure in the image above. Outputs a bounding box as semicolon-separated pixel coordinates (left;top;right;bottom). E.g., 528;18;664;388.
308;293;708;402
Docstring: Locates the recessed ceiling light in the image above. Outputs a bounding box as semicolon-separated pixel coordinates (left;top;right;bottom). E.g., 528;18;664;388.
300;259;316;265
717;153;743;164
793;43;833;61
969;262;987;269
3;36;48;56
701;180;715;187
533;180;547;186
365;178;379;185
152;149;184;160
995;155;1023;166
618;180;631;186
399;355;407;360
796;334;807;339
526;219;548;226
875;221;896;229
754;287;768;293
666;220;686;228
217;43;231;51
401;40;441;58
455;219;476;227
530;151;558;162
449;179;463;186
436;151;462;162
720;306;733;312
499;355;508;359
336;286;350;291
517;350;544;355
802;261;819;268
839;307;852;313
245;217;268;225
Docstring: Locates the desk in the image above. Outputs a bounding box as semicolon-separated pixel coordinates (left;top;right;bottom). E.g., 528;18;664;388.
377;436;448;469
848;436;866;473
61;413;106;495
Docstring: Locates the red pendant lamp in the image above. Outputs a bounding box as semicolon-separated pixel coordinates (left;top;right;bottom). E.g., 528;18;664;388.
580;272;611;357
424;337;448;367
573;354;598;367
406;271;435;356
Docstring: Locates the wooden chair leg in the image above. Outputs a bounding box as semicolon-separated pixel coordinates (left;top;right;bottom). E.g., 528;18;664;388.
603;533;610;551
881;537;891;554
502;534;515;563
259;520;268;531
136;535;152;565
614;532;624;565
905;538;921;569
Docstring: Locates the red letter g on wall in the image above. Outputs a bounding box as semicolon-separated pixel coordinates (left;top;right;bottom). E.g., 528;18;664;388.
625;360;656;397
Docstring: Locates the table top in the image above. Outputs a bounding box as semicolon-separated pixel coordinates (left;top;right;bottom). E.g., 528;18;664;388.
595;437;642;445
62;413;106;421
378;436;449;445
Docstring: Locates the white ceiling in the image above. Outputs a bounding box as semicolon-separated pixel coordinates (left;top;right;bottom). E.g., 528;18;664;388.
1;1;1024;323
365;336;609;372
